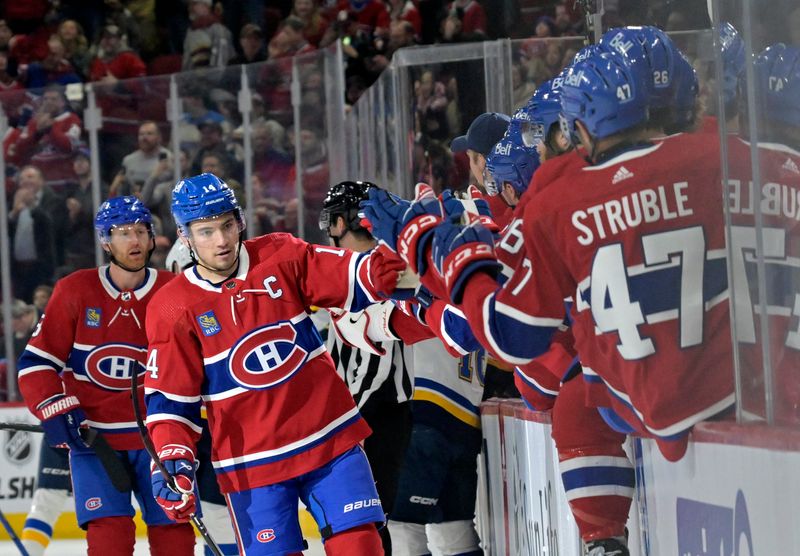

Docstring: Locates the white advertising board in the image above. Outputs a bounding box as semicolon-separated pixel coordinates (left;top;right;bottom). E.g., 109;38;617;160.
0;404;42;514
636;424;800;556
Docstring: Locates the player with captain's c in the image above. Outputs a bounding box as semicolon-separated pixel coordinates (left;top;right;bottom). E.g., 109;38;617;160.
144;173;407;555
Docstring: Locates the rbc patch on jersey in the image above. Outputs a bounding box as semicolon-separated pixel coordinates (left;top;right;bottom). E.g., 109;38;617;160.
197;311;222;336
85;308;102;328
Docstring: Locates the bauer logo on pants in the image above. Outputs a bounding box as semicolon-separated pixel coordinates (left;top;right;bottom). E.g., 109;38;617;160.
257;529;276;543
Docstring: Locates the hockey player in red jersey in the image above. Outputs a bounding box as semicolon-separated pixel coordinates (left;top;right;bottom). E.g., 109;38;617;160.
727;43;800;425
17;196;195;556
145;173;406;555
429;50;733;462
364;46;733;458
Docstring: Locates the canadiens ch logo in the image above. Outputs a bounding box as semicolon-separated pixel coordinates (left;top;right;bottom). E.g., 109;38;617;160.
85;308;102;328
228;322;308;389
84;343;147;390
256;529;276;543
197;311;222;336
85;497;102;510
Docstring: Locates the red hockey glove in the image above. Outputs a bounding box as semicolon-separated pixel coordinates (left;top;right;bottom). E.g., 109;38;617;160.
367;244;408;298
151;445;197;522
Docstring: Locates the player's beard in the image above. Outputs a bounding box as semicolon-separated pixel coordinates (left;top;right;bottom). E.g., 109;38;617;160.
109;237;155;272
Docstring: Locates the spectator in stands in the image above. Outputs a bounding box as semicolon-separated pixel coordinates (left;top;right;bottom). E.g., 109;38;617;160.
445;0;486;38
364;19;415;74
527;40;565;85
271;16;316;58
110;121;170;196
232;92;266;139
8;166;57;302
340;0;391;34
190;121;235;175
511;62;535;109
220;0;263;48
183;0;234;69
103;0;146;55
0;48;23;95
0;19;13;50
123;0;159;59
5;86;82;192
32;284;53;312
415;69;449;141
23;34;81;88
88;24;147;83
554;1;581;36
57;19;90;78
291;0;329;47
140;149;190;240
534;15;557;38
251;120;295;233
227;23;266;65
7;299;39;360
182;87;226;127
386;0;421;37
179;87;225;152
62;149;101;273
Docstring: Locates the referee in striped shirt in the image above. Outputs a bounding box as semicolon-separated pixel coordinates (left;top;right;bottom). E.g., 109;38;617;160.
319;180;414;555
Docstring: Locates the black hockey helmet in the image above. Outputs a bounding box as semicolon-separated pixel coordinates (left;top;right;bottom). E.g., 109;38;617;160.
319;180;376;232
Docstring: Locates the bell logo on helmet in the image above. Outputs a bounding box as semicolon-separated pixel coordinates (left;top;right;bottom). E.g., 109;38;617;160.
227;322;309;389
607;32;634;55
564;71;583;87
494;142;512;156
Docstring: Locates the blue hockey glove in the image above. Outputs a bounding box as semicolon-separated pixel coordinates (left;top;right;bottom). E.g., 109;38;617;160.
36;394;91;451
359;188;411;252
432;218;500;304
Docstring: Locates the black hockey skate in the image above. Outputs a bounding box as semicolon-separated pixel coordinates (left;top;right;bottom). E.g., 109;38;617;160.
585;537;630;556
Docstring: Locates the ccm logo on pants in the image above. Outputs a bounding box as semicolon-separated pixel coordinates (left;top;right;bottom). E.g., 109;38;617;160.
409;496;438;506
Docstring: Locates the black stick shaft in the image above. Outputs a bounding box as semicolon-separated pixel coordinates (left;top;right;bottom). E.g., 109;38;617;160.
130;375;223;556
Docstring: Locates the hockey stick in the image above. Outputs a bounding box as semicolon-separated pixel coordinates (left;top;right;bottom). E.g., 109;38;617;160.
0;506;29;556
130;376;223;556
0;423;132;492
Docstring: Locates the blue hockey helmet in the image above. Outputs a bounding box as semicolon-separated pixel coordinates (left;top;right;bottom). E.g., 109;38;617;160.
485;137;541;197
718;22;745;108
600;26;676;110
525;77;565;147
668;50;700;132
171;173;245;236
505;107;539;157
559;51;649;143
753;43;800;128
94;196;153;243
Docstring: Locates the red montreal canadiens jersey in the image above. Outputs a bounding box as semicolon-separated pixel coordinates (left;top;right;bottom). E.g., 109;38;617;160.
144;234;384;493
18;267;173;450
727;136;800;425
460;133;734;438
